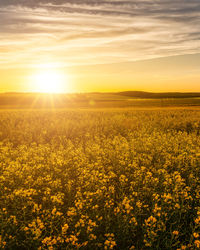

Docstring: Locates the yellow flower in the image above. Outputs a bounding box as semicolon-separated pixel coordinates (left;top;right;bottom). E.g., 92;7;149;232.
89;234;97;240
104;233;116;249
193;232;199;238
51;208;57;215
194;240;200;248
62;223;69;235
129;217;138;225
181;246;186;250
173;231;179;236
195;217;200;224
145;216;157;226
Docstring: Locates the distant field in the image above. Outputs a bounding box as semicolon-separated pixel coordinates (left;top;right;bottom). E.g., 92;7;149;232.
0;91;200;248
0;92;200;109
0;108;200;249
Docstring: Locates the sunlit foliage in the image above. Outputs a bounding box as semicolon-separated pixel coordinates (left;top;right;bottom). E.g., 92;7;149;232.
0;109;200;249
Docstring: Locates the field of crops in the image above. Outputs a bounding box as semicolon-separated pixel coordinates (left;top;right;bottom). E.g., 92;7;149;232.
0;109;200;249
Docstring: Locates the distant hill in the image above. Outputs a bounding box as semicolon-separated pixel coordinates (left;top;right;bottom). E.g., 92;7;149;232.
0;91;200;109
115;91;200;99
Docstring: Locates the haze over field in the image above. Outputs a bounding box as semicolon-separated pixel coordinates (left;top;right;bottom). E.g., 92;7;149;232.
0;0;200;93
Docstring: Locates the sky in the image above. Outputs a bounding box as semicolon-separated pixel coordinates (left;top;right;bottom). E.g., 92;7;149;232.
0;0;200;93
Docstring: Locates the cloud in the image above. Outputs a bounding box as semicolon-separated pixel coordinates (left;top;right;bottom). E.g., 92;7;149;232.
0;0;200;68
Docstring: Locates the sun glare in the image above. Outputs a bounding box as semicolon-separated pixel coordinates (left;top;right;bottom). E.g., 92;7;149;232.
32;69;66;93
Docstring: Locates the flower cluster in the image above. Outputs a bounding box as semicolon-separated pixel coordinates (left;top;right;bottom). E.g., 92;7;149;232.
0;109;200;249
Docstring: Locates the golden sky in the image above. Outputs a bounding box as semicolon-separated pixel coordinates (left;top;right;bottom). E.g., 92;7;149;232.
0;0;200;93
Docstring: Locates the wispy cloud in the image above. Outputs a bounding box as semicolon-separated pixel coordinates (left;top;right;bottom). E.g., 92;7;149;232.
0;0;200;69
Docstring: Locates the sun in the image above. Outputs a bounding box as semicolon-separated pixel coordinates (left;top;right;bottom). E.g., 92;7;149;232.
32;68;66;93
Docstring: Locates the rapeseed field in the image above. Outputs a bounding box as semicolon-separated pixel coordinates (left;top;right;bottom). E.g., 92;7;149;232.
0;109;200;249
